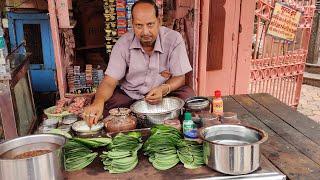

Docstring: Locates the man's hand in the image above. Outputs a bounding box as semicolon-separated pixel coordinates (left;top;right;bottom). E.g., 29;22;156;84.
145;86;165;105
83;101;104;127
82;75;118;127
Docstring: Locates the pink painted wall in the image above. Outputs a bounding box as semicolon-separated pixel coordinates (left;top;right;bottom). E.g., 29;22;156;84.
198;0;254;96
234;0;255;94
198;0;209;95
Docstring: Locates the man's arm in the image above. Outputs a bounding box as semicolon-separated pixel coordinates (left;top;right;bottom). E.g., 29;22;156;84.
83;75;118;125
165;74;185;92
145;74;185;104
92;75;118;105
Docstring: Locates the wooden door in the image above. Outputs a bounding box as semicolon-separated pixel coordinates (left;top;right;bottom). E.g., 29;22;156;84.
8;12;57;92
198;0;242;96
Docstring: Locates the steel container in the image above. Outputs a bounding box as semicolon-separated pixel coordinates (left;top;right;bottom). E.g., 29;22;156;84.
0;134;66;180
199;124;268;175
130;97;184;127
185;96;212;126
185;96;211;111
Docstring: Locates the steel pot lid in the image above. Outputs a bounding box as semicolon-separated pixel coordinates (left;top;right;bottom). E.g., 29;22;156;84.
185;96;211;110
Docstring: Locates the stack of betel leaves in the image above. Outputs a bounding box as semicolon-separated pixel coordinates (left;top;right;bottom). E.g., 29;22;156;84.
100;132;143;173
177;140;204;169
64;137;112;171
72;137;112;148
143;125;182;170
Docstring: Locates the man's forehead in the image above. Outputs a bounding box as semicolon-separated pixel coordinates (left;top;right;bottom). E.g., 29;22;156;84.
132;3;156;19
133;18;157;24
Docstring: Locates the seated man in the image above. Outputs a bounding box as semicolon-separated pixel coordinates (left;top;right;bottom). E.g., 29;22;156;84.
84;0;195;125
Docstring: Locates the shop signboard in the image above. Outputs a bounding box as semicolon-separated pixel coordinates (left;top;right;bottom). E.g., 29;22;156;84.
266;2;301;41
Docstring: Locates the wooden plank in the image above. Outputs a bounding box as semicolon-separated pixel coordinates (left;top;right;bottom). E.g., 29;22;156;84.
249;93;320;146
232;94;320;166
0;82;18;139
223;96;320;179
260;155;284;175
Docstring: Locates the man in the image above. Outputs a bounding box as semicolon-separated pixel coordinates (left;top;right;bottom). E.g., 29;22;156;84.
84;0;194;125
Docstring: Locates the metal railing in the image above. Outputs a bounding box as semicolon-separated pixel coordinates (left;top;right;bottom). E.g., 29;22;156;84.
250;0;315;106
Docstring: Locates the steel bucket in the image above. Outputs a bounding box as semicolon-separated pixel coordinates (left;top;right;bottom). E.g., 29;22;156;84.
0;134;66;180
199;124;268;175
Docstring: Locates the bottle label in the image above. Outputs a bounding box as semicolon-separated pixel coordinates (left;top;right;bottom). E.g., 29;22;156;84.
0;36;5;49
213;100;223;115
183;121;198;138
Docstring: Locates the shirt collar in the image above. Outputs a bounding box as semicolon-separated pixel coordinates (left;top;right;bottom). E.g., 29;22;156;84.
129;34;164;53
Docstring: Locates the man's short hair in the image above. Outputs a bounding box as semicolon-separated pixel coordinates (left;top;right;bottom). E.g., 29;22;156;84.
131;0;159;19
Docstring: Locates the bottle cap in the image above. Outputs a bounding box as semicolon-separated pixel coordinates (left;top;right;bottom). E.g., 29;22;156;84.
184;112;192;120
214;90;221;98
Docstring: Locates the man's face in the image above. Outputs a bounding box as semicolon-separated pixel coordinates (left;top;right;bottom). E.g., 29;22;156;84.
132;3;160;47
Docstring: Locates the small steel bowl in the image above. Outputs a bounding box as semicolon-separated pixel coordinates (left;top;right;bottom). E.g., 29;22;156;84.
130;97;184;127
71;120;104;133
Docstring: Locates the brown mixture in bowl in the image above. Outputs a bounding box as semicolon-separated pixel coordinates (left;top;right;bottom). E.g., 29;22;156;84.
14;150;51;159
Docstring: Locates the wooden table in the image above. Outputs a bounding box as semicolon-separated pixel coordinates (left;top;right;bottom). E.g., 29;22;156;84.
66;93;320;180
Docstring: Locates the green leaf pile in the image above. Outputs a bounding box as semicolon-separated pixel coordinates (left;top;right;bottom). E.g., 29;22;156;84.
64;137;111;171
100;132;143;173
72;137;112;148
177;140;204;169
48;129;72;138
143;125;182;170
64;139;98;171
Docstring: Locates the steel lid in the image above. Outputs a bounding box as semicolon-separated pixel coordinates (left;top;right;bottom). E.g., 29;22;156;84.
185;96;211;110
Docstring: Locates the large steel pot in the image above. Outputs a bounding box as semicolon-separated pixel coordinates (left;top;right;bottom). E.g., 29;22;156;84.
130;97;184;127
199;124;268;175
0;134;66;180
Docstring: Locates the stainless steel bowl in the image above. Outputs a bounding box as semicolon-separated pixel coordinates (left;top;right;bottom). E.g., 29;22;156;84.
0;134;66;180
72;120;104;133
130;97;184;127
200;124;268;175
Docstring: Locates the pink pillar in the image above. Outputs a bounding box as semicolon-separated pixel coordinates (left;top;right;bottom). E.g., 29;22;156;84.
192;0;200;94
234;0;255;94
48;0;66;97
198;0;210;95
198;0;254;96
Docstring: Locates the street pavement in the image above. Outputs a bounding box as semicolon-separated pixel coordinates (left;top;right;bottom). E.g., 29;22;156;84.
297;84;320;123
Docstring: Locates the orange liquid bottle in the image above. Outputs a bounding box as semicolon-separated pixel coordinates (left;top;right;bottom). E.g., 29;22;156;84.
212;90;223;116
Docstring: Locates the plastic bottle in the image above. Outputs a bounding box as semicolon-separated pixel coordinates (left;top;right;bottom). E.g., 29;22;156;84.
183;112;198;140
212;90;224;116
0;21;8;58
0;19;9;76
